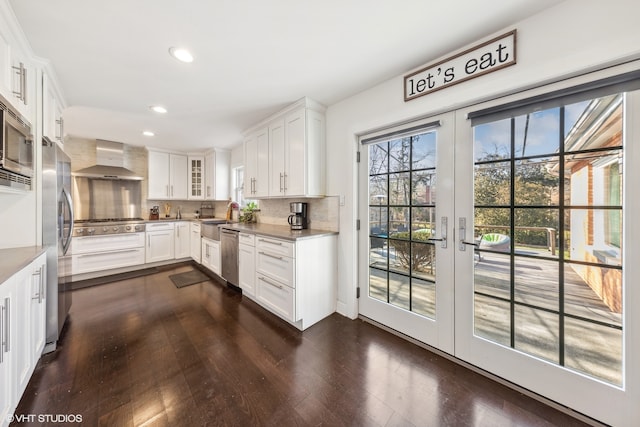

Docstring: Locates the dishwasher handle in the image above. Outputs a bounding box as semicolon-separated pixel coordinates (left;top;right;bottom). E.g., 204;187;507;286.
221;229;239;239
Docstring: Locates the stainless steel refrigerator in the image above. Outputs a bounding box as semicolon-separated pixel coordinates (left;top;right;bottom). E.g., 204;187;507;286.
42;138;73;352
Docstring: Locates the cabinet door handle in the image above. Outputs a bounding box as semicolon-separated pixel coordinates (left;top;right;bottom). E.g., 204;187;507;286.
12;62;26;103
259;251;283;261
283;173;287;192
258;238;283;246
166;185;169;197
259;276;283;290
32;267;43;302
40;265;46;303
171;185;174;197
148;235;151;248
279;173;284;192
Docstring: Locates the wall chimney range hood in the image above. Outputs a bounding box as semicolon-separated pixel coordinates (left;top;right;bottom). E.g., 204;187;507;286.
72;140;143;180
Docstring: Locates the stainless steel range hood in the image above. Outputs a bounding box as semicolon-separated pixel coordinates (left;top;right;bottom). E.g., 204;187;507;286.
72;140;143;180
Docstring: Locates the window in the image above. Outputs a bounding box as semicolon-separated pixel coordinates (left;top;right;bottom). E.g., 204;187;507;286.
472;92;624;385
233;166;245;206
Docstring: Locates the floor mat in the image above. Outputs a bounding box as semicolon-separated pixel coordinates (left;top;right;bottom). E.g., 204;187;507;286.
169;269;210;288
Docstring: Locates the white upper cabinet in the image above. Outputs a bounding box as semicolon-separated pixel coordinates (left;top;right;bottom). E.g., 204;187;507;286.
244;127;269;198
285;107;325;197
148;149;230;201
147;150;188;200
42;72;65;146
188;155;204;200
243;97;326;199
268;118;286;196
0;10;34;123
204;149;230;201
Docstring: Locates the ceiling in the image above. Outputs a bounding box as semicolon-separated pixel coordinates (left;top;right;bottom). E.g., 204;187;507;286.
9;0;564;152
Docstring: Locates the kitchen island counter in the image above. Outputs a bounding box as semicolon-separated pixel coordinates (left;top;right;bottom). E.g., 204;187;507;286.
219;223;338;241
0;246;47;284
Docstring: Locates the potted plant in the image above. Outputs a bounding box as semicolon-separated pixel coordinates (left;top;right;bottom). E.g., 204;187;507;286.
240;201;259;223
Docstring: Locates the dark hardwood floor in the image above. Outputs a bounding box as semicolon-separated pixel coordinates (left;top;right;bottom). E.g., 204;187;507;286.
13;264;594;426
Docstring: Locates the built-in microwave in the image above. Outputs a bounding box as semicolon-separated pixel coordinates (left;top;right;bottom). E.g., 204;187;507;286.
0;97;33;178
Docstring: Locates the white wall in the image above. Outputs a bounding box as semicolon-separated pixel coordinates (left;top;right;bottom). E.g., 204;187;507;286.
230;144;243;170
0;191;36;248
326;0;640;318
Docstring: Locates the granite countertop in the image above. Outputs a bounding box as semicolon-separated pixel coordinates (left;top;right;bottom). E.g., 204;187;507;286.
146;217;229;223
219;223;338;241
0;246;47;285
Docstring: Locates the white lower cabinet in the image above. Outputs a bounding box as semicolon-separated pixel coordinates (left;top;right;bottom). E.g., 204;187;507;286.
146;223;175;263
0;274;15;427
201;237;220;276
256;274;296;321
1;252;47;427
174;221;190;259
29;261;46;369
251;233;336;330
239;233;256;298
14;267;32;402
72;233;145;275
190;222;201;263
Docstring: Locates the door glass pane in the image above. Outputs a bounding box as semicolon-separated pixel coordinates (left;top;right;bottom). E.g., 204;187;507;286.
514;257;558;311
389;138;411;172
367;130;440;320
514;159;559;206
514;305;560;364
514;108;560;158
564;317;622;386
513;208;559;258
474;293;510;346
412;170;436;205
474;161;511;205
472;92;624;385
474;118;511;162
412;278;435;318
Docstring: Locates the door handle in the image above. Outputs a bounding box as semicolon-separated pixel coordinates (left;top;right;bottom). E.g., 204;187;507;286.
458;217;479;251
427;217;448;249
62;187;74;255
3;297;10;354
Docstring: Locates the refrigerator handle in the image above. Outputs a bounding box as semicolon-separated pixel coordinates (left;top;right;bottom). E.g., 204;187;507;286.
61;187;74;255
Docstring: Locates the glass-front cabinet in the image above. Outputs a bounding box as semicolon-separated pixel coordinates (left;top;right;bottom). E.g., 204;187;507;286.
188;155;204;200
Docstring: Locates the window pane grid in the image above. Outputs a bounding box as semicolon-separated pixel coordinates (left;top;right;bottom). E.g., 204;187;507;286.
368;133;437;319
473;94;624;385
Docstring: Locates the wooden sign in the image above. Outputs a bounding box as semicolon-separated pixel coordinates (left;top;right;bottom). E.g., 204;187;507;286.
404;30;517;102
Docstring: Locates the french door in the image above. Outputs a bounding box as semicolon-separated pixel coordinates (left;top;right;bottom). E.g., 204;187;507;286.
358;113;455;352
358;75;640;426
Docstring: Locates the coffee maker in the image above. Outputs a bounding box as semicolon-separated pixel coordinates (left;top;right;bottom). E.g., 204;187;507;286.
288;202;308;230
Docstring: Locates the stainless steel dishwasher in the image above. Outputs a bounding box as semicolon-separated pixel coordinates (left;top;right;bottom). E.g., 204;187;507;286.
221;228;239;287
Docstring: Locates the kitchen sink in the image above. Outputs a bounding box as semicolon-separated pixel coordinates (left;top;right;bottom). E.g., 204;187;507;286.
200;219;227;240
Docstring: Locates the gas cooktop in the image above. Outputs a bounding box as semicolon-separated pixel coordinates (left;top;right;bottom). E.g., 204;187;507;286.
75;217;144;224
73;218;146;236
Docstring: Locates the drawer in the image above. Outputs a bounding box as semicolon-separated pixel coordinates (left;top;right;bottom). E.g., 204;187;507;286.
71;232;145;254
146;222;175;231
72;247;145;275
256;274;297;323
256;250;295;288
256;236;294;258
239;232;255;246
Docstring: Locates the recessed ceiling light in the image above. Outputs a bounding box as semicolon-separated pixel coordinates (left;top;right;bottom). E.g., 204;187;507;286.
149;105;167;114
169;47;194;63
143;131;155;137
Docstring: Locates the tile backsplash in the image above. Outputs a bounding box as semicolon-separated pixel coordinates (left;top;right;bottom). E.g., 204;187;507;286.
255;197;339;232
